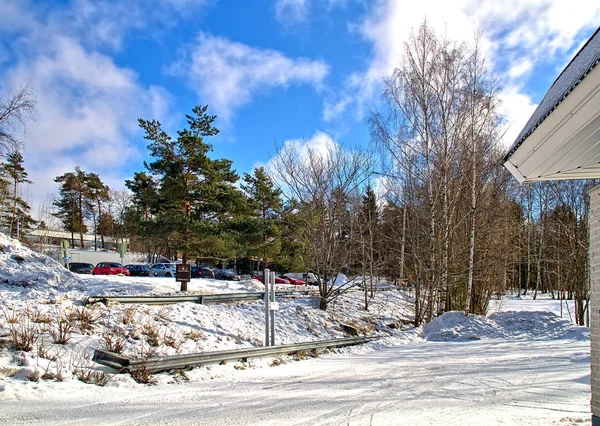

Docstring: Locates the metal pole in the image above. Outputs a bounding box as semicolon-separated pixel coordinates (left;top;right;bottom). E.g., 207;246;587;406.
270;271;276;346
264;269;270;347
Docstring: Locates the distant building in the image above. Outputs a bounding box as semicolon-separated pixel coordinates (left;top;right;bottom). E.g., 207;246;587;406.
26;229;128;257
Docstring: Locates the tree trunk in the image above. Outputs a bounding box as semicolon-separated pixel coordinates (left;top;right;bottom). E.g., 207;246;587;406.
466;136;477;315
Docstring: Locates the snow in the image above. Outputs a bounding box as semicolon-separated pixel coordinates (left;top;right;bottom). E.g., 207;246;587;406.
0;233;593;425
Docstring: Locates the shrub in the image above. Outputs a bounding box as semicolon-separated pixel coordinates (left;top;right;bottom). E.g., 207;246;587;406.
122;307;138;325
73;367;110;386
52;308;77;345
3;305;38;351
142;321;162;347
129;360;156;385
103;331;126;354
77;307;101;332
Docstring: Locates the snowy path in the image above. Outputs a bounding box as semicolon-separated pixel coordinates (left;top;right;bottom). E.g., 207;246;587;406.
0;338;590;425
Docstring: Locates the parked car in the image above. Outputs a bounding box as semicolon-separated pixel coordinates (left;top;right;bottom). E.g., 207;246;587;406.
125;264;157;277
93;262;130;276
281;275;305;285
283;272;320;286
214;269;241;281
253;275;291;284
191;266;215;279
151;263;177;277
68;262;94;275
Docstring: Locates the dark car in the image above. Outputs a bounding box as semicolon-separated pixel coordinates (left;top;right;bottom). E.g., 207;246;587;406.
125;264;157;277
214;269;241;281
191;266;215;279
68;262;94;274
93;262;131;276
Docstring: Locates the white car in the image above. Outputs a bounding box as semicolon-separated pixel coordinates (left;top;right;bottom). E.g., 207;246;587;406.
151;263;177;277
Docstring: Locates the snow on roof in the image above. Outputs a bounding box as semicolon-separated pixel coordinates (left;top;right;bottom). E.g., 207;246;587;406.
504;26;600;161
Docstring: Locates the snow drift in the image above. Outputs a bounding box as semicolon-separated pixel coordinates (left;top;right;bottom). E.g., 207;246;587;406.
422;310;589;341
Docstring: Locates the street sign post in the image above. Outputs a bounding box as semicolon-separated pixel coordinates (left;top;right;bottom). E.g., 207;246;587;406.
176;264;191;289
61;240;70;268
118;242;127;268
264;269;276;346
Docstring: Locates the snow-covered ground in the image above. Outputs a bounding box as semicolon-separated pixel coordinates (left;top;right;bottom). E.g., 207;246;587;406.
0;233;592;425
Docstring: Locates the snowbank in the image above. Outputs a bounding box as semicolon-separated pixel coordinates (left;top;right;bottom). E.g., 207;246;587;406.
422;310;589;341
0;233;85;299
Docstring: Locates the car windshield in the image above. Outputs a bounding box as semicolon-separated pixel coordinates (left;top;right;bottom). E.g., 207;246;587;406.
107;263;121;268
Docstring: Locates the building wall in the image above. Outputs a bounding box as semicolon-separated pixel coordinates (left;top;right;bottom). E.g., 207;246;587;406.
69;250;146;266
590;186;600;423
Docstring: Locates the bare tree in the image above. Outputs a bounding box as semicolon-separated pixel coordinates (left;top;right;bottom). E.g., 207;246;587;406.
0;86;36;155
370;20;510;322
271;138;373;310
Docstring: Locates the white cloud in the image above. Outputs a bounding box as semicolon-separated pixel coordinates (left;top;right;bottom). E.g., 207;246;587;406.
275;0;310;27
176;33;329;121
262;130;335;176
0;3;175;210
325;0;600;147
273;0;359;27
498;86;538;149
508;58;533;79
281;130;335;159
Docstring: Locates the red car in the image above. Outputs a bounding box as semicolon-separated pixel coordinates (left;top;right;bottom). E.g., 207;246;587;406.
93;262;131;276
252;275;291;284
282;275;305;285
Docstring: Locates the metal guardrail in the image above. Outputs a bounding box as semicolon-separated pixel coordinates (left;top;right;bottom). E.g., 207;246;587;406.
85;290;313;306
93;336;379;373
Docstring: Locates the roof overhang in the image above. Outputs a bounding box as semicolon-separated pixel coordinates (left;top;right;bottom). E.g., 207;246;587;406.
503;63;600;183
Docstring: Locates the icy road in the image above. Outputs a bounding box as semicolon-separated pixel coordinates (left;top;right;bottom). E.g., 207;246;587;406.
0;337;590;425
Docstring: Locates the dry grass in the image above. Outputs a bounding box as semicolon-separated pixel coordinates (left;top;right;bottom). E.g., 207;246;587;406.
129;360;156;385
77;307;101;332
142;321;162;347
183;328;203;341
26;369;41;382
73;367;110;386
122;306;138;325
52;308;77;345
30;309;52;324
37;338;58;361
4;308;19;324
163;329;182;350
2;305;38;351
103;331;127;354
154;306;172;322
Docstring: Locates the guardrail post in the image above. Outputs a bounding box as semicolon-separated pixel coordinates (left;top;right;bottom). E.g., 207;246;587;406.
270;271;276;346
264;268;270;347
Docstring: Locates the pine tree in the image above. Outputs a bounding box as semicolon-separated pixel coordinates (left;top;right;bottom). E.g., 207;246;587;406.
241;166;283;271
85;172;110;250
138;105;244;290
53;167;88;247
2;151;35;239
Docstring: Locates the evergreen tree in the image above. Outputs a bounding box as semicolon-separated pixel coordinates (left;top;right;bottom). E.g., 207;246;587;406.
85;172;110;250
241;166;283;270
53;167;88;247
1;151;35;239
138;105;244;290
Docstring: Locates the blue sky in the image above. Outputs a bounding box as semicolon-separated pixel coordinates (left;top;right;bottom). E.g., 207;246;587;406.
0;0;599;212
